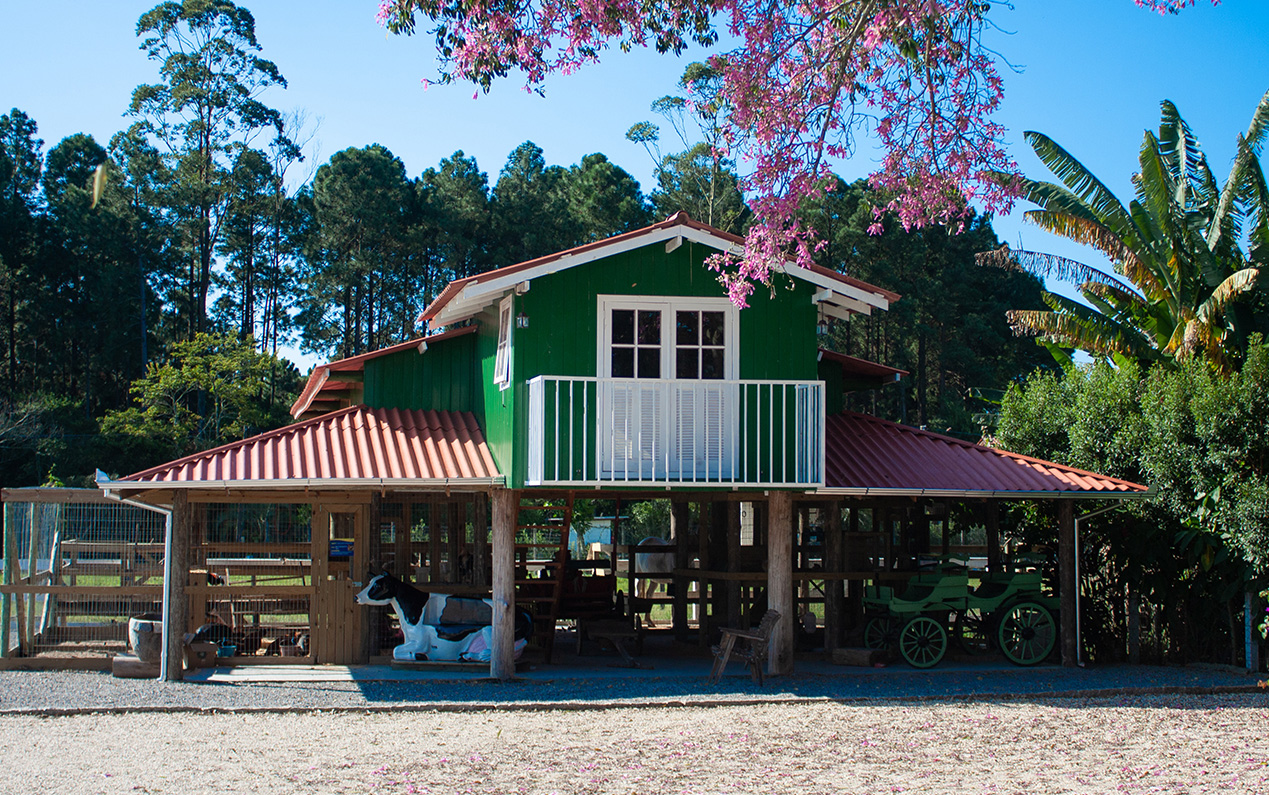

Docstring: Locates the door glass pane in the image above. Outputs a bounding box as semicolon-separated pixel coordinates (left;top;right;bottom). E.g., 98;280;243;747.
612;310;634;345
676;348;698;379
637;310;661;344
702;312;725;346
701;348;724;379
612;347;634;377
676;311;699;345
637;348;661;379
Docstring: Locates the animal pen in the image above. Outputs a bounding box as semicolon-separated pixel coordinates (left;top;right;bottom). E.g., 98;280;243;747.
4;483;1054;674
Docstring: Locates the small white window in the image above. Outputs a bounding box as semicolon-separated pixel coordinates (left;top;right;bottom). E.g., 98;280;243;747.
493;294;513;389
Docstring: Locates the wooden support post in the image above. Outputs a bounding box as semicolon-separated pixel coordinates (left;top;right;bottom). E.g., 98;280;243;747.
1057;500;1077;667
472;495;489;589
490;489;517;681
940;502;950;558
670;501;690;643
824;500;843;652
986;501;1001;573
697;502;710;646
1;504;13;657
25;503;37;648
768;491;794;676
726;501;741;629
164;491;190;682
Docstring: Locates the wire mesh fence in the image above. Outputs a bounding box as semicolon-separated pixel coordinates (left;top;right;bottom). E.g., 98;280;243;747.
1;489;167;660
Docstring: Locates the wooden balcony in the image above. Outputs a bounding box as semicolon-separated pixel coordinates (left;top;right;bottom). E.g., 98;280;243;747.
526;376;824;488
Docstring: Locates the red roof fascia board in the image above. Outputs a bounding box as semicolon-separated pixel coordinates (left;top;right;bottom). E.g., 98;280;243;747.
824;412;1148;495
290;327;478;418
418;212;900;324
118;406;500;485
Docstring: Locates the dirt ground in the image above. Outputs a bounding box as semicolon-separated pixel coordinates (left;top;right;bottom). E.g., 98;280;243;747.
2;694;1266;794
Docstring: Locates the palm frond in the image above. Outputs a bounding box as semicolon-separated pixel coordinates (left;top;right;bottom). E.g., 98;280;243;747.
1082;280;1148;315
977;246;1129;290
1028;291;1158;359
1158;100;1213;209
1195;268;1260;325
1244;88;1269;153
1024;132;1132;229
1024;210;1141;273
1136;132;1184;239
1007;308;1156;362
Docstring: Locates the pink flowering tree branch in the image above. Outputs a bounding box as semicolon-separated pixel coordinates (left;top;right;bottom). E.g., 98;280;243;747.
376;0;1217;306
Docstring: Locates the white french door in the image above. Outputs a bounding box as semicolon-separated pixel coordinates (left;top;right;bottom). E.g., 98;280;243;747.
597;297;737;479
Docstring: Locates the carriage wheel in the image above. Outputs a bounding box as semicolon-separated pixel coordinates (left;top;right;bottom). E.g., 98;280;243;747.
863;617;893;650
899;616;947;668
997;602;1056;666
954;609;992;655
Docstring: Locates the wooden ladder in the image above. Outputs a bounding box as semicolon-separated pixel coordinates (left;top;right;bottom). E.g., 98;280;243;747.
514;493;574;663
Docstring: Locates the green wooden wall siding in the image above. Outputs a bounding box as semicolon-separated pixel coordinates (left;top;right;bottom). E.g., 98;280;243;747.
477;305;517;481
513;240;820;383
362;331;481;415
496;239;822;487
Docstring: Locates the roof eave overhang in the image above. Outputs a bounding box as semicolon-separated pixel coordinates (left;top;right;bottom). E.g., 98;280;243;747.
99;475;507;498
812;487;1157;500
425;221;893;328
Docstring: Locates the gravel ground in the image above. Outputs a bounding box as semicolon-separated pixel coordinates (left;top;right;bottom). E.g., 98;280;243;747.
1;693;1266;794
0;664;1263;713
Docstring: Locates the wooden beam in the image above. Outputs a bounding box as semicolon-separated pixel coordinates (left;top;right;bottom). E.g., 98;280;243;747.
490;488;518;681
1058;500;1077;667
767;491;794;676
2;488;122;505
164;491;189;682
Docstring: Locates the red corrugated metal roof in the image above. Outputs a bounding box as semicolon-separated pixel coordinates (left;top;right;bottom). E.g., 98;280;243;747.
118;406;500;486
824;412;1148;496
818;348;908;381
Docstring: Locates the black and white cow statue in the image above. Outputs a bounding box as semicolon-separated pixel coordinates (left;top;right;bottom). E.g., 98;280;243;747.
354;570;532;662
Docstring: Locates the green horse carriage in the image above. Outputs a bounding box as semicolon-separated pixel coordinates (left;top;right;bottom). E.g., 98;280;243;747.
862;567;1059;668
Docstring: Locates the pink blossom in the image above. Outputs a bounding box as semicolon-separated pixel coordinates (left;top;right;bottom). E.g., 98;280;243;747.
378;0;1213;303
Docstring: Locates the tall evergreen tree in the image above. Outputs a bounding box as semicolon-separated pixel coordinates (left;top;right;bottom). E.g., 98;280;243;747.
0;109;43;401
129;0;290;338
418;150;491;286
301;144;415;358
490;141;576;264
566;153;650;240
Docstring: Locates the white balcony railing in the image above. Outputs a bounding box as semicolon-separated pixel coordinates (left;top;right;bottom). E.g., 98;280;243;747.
526;376;824;487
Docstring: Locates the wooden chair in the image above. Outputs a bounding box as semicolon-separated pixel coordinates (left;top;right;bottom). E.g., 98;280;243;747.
708;609;781;685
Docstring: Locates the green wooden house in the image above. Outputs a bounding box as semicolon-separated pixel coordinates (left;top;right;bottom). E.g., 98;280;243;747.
99;212;1149;681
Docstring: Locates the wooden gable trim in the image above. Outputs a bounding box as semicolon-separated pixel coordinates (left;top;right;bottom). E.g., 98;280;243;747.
421;213;896;328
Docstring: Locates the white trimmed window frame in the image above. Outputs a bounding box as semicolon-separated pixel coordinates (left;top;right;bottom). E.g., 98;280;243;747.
493;294;513;390
596;295;738;380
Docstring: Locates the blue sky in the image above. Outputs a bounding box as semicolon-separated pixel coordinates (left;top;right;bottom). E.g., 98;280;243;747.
3;1;1267;370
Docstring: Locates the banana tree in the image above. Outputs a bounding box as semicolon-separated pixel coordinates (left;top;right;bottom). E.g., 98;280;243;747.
982;93;1268;374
